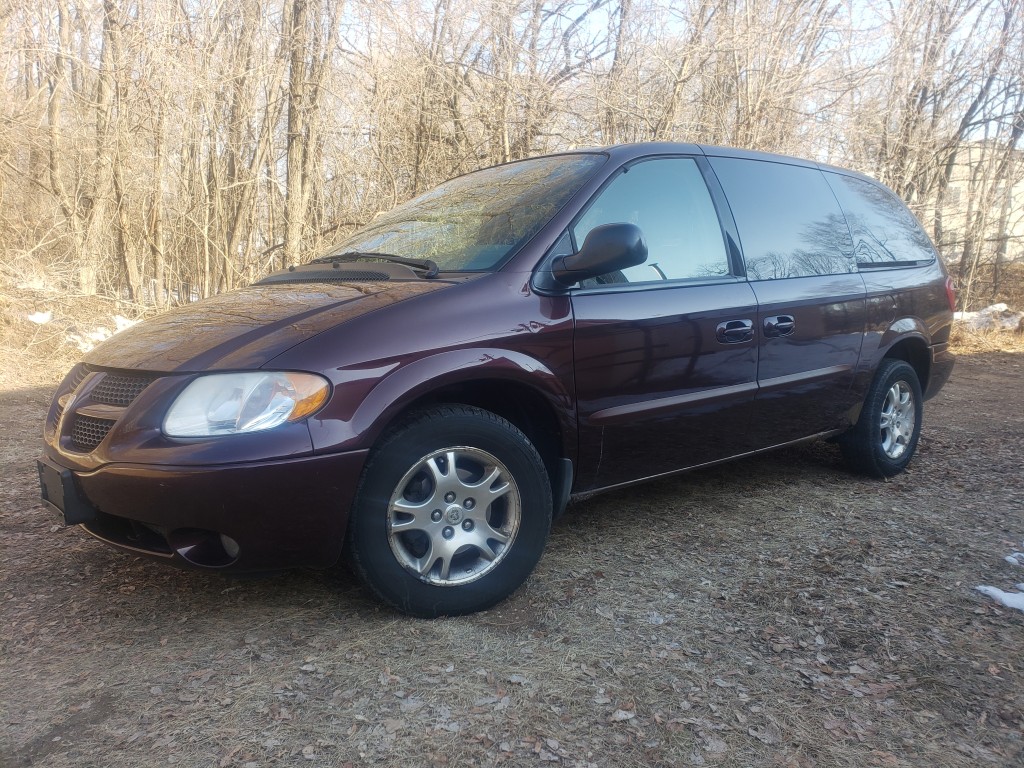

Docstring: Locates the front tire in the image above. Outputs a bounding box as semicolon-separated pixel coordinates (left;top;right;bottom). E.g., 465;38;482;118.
346;405;552;617
841;359;923;478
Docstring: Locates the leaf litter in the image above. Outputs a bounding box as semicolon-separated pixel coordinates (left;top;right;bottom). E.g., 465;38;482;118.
1;322;1023;766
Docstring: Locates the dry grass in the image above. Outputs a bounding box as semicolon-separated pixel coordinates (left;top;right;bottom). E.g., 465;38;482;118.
1;289;1022;767
957;262;1024;315
0;286;158;390
950;323;1024;356
949;261;1024;356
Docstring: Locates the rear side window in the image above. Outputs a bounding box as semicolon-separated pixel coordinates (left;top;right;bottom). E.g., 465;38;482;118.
824;172;936;266
708;158;855;279
571;157;730;284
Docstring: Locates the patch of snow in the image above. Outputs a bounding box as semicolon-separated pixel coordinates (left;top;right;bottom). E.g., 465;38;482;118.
975;541;1024;613
975;585;1024;612
66;326;113;353
114;314;138;332
953;303;1023;332
27;311;53;324
63;313;139;353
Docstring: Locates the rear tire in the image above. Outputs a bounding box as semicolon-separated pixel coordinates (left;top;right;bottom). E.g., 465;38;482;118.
346;405;551;617
840;359;923;478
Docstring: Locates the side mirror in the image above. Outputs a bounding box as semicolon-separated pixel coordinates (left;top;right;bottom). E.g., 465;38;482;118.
551;223;648;287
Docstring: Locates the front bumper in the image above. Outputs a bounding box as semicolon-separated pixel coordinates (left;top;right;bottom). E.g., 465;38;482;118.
40;450;368;572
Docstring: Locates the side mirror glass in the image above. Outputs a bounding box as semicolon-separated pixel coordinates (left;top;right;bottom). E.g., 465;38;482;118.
551;223;648;286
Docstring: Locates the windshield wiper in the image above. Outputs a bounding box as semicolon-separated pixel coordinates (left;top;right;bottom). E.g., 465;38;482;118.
312;251;439;278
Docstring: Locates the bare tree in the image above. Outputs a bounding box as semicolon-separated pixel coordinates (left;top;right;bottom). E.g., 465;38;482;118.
1;0;1021;309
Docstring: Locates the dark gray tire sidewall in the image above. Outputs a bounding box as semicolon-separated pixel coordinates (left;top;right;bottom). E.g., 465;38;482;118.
856;360;923;476
348;408;551;617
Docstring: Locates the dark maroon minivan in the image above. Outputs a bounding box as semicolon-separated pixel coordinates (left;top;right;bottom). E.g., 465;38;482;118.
38;143;955;616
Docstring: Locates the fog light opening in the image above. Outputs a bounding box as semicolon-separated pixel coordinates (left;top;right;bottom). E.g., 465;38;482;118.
168;528;240;567
219;534;240;559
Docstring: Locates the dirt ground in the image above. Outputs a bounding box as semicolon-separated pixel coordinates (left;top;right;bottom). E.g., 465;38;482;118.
1;330;1022;766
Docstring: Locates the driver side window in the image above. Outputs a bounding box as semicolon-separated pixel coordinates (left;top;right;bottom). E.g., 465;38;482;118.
571;158;730;285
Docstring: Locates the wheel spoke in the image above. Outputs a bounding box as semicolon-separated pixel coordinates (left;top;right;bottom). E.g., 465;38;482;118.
426;453;454;485
465;465;511;506
390;516;423;533
468;533;497;561
413;544;439;577
484;529;509;551
887;384;901;406
389;497;432;532
435;544;456;580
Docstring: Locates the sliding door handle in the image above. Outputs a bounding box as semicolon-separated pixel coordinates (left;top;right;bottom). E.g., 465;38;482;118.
763;315;796;337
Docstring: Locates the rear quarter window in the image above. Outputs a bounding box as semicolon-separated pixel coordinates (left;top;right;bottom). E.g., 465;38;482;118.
824;172;936;267
707;157;855;280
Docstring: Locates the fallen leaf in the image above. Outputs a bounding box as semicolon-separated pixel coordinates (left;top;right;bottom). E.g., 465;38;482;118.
748;723;782;745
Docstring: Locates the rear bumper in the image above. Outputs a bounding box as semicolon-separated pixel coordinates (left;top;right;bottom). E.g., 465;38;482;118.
54;450;368;572
925;342;955;400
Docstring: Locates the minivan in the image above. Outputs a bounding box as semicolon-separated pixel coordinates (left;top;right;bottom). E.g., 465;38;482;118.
38;143;955;617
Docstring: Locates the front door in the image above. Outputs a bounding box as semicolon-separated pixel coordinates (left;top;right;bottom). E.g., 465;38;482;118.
568;156;759;491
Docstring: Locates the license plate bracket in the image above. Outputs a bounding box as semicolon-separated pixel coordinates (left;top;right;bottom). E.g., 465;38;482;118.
37;457;97;525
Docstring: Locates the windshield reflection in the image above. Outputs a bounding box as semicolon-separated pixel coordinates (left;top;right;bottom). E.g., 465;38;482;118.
326;154;605;271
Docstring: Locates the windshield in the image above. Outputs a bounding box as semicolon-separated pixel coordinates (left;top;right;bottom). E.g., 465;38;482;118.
327;153;605;271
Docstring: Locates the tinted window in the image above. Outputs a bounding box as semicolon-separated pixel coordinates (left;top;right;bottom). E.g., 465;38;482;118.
708;158;855;279
571;158;730;284
824;172;936;265
331;154;605;271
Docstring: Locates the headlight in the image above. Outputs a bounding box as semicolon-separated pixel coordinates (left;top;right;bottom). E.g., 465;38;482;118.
163;372;330;437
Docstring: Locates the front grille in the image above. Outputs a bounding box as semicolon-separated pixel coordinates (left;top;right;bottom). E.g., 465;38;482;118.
50;404;65;432
90;373;155;407
49;366;90;432
71;415;116;451
66;365;89;393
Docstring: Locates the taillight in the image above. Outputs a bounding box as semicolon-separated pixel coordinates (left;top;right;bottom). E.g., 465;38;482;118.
945;276;956;312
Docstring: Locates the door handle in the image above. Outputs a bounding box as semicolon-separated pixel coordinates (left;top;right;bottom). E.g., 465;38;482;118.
763;315;796;338
716;319;754;344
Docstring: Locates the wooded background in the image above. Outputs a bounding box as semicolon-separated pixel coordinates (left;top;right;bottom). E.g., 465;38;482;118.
2;0;1022;309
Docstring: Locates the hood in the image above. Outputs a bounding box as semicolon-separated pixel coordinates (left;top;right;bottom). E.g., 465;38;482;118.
84;280;452;372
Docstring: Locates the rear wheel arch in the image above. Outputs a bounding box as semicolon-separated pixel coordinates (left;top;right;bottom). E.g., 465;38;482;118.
880;336;930;393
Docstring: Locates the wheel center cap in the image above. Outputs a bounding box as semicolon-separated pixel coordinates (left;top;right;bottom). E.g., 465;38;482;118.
445;506;463;524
